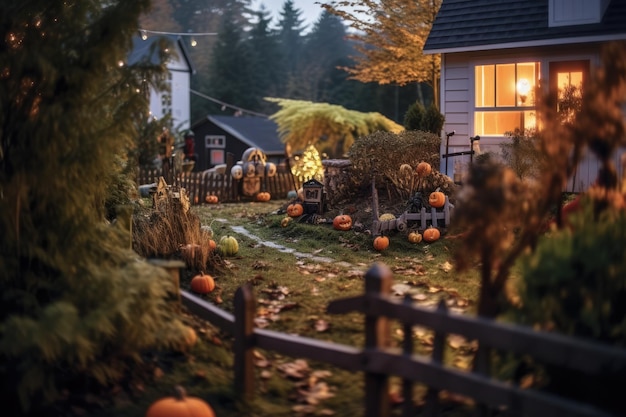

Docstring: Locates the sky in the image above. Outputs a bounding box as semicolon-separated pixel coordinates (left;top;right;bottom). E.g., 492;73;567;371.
249;0;331;30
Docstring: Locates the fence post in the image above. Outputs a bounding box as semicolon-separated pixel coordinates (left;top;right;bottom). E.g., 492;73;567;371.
364;263;393;417
234;284;256;400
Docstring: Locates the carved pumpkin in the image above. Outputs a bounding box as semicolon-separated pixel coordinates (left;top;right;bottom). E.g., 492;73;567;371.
373;236;390;251
416;162;432;177
422;227;441;243
287;203;304;217
379;213;396;222
256;192;271;202
190;273;215;294
408;232;422;244
218;235;239;256
428;191;446;208
205;194;219;204
146;386;215;417
333;214;353;231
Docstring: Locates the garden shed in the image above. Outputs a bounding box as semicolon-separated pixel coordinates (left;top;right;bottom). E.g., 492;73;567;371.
190;115;286;172
424;0;626;191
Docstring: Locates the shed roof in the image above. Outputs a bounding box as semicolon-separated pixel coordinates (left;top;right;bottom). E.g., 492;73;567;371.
206;115;284;155
128;34;195;73
424;0;626;54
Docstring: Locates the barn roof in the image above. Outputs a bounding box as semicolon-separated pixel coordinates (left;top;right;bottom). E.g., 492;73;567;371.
206;115;284;156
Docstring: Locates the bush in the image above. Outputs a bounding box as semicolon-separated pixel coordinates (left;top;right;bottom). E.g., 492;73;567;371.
403;102;445;135
500;128;542;180
347;130;444;199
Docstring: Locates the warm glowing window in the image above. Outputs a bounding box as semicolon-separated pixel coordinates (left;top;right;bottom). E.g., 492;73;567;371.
475;62;540;136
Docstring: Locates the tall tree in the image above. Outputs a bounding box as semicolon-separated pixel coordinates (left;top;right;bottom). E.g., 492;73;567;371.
323;0;442;108
0;1;186;413
276;0;308;97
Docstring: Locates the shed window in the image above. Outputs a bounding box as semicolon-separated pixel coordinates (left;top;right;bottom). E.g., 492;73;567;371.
474;62;540;136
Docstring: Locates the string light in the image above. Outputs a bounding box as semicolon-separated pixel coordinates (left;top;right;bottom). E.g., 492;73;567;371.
190;89;269;118
138;29;217;47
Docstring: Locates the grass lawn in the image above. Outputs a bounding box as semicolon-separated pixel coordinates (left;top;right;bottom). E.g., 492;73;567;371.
93;198;486;417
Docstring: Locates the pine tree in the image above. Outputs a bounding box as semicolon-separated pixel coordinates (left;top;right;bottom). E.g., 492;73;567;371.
276;0;307;98
0;1;187;413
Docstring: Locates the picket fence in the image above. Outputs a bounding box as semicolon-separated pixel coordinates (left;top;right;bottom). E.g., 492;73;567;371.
137;168;301;204
175;263;626;417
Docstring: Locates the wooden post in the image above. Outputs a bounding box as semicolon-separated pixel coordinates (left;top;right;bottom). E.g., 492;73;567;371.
364;263;393;417
424;299;447;417
148;259;186;309
402;294;414;417
234;284;256;400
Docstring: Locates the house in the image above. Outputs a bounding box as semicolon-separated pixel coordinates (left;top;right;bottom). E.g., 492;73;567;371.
424;0;626;191
128;34;195;133
190;115;286;171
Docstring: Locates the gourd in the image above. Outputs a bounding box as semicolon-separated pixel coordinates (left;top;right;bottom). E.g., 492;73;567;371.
416;162;432;177
428;191;446;208
256;192;271;202
333;214;353;231
423;226;441;243
205;194;219;204
145;386;215;417
218;235;239;256
379;213;396;222
190;273;215;294
373;236;390;251
408;231;423;244
287;203;304;217
281;217;292;227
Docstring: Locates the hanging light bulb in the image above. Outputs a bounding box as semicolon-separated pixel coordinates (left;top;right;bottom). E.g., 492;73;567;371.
190;37;197;47
140;30;147;40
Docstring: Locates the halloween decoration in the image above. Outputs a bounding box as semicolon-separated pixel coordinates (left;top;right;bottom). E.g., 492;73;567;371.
429;191;446;208
190;273;215;294
416;162;432;177
333;214;353;231
205;195;218;204
287;203;304;217
373;236;390;251
146;386;216;417
281;217;292;227
256;192;271;202
408;232;423;244
423;227;441;243
218;235;239;256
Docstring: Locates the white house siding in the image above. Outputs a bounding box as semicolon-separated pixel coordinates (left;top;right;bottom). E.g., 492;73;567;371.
439;45;625;191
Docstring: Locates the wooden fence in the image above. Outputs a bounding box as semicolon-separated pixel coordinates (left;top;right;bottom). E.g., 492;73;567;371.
137;168;301;204
179;262;626;417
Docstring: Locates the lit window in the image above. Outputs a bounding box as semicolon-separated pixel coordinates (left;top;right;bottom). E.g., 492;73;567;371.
474;62;540;136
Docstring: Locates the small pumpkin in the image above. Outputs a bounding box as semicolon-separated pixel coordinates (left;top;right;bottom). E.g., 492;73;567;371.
218;235;239;256
146;386;215;417
428;191;446;208
408;231;423;244
190;273;215;294
183;326;198;349
205;194;219;204
207;239;217;252
287;203;304;217
416;162;432;177
422;226;441;243
373;236;390;251
281;216;292;227
333;214;353;231
256;191;271;202
379;213;396;222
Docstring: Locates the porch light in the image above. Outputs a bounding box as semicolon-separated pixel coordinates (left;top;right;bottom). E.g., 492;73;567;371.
517;78;531;104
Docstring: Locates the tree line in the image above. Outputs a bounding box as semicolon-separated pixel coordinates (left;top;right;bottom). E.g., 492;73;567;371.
140;0;436;124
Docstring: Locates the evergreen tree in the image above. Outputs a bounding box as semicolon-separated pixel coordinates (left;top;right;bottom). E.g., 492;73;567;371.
276;0;307;98
0;1;187;413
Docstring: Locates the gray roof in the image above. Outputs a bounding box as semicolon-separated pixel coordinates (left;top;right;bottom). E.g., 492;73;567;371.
424;0;626;53
127;34;195;73
207;115;284;155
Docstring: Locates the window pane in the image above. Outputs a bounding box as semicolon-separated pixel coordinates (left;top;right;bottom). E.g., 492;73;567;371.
517;62;538;106
475;111;525;136
475;65;495;107
496;64;516;107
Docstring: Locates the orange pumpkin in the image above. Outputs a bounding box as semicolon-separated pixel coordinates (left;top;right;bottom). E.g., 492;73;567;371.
205;194;219;204
428;191;446;208
373;236;390;251
207;239;217;252
422;227;441;243
333;214;353;231
190;273;215;294
416;162;432;177
146;386;215;417
287;203;304;217
256;192;271;202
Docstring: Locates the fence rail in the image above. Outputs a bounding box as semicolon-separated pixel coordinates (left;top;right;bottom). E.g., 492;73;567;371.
178;263;626;417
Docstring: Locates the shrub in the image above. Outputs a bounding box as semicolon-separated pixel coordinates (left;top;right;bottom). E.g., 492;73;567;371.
500;128;543;181
403;102;445;135
347;130;443;199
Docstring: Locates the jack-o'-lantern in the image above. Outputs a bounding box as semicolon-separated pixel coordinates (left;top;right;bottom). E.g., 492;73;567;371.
422;226;441;243
333;214;352;231
205;194;219;204
256;192;271;202
428;191;446;208
287;203;304;217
